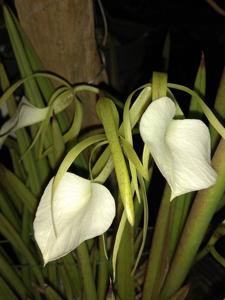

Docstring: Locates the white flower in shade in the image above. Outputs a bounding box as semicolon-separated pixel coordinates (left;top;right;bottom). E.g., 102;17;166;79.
0;97;49;147
33;172;115;265
140;97;217;200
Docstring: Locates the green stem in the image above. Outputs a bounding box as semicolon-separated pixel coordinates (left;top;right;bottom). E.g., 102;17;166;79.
142;185;171;300
16;132;42;196
216;192;225;211
152;72;168;100
76;243;98;300
167;199;185;259
150;194;192;300
21;209;31;289
210;66;225;151
47;263;58;290
142;71;169;300
116;221;135;300
97;236;109;300
167;194;192;261
62;254;81;298
0;251;28;298
160;139;225;300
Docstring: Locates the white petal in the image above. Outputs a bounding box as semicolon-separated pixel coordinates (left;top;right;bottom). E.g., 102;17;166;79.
140;97;175;189
166;119;217;198
17;98;49;129
140;97;217;200
0;97;49;147
33;172;115;264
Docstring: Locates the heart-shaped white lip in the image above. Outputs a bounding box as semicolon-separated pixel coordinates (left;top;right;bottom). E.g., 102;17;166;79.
140;97;217;200
33;172;115;265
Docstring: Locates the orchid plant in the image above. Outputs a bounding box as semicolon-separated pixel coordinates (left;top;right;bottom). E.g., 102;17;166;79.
0;5;225;300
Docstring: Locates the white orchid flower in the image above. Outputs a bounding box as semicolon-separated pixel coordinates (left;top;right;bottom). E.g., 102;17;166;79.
0;97;49;147
33;172;115;265
140;97;217;200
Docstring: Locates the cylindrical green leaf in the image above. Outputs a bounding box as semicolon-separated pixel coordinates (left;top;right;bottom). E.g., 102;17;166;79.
97;97;134;225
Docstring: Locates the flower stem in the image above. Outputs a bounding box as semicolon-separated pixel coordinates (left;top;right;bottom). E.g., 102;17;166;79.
142;184;171;300
76;243;98;300
152;72;168;100
116;220;135;300
97;236;109;300
142;71;169;300
167;194;192;261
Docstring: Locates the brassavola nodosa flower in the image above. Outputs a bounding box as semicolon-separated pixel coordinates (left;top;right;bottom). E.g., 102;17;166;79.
33;172;115;265
0;90;74;148
140;97;217;200
0;97;49;147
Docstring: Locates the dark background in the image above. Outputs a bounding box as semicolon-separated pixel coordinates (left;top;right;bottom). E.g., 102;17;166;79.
99;0;225;106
